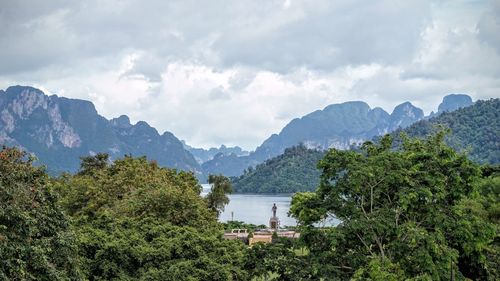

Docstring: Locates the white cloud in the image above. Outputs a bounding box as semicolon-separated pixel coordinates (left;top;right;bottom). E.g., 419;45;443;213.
0;0;499;150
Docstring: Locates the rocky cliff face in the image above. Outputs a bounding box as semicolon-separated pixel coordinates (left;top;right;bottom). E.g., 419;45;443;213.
202;95;473;177
0;86;475;180
388;102;424;131
438;94;474;113
244;100;425;161
0;86;201;176
428;93;474;118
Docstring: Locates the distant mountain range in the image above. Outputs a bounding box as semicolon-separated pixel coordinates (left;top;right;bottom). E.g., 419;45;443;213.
0;85;476;180
182;141;249;164
204;94;473;176
392;98;499;164
0;86;201;176
232;98;499;193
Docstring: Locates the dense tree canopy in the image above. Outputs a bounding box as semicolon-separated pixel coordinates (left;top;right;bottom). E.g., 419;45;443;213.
52;155;247;280
232;145;325;193
77;153;110;176
394;98;499;164
1;129;498;280
290;132;499;280
0;147;81;280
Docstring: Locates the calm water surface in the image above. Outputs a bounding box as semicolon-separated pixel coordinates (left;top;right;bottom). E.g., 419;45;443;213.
202;184;297;226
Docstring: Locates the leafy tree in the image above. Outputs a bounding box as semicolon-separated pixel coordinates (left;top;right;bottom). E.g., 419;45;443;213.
55;155;212;228
206;174;233;216
0;147;81;280
75;217;248;281
78;153;110;176
290;132;498;279
454;165;499;280
244;237;320;280
53;155;248;280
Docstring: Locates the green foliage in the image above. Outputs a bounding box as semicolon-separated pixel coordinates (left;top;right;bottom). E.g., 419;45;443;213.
352;256;405;281
53;155;247;280
232;145;325;193
54;155;212;228
456;167;500;280
222;221;267;231
206;174;233;216
290;132;498;279
3;126;498;280
78;153;110;176
244;238;318;280
0;147;81;280
75;217;248;280
396;98;500;164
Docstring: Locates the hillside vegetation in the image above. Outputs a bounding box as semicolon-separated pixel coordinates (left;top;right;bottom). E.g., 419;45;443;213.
394;98;499;164
1;132;498;280
232;145;325;193
233;98;499;194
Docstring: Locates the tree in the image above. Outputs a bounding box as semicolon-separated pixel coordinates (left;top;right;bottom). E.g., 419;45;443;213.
290;132;498;279
244;237;319;280
78;152;109;176
206;174;233;216
53;155;248;280
0;147;81;280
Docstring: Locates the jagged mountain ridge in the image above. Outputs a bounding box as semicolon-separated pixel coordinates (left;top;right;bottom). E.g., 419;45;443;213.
231;98;497;194
0;86;201;176
203;94;473;177
0;85;475;180
182;141;249;164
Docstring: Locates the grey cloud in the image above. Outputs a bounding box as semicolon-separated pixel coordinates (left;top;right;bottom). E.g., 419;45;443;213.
208;86;231;101
0;0;432;78
228;68;258;91
1;0;499;149
216;0;432;72
477;0;500;54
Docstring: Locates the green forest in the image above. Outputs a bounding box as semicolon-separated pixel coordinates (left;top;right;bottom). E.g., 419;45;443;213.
233;99;499;194
232;145;325;193
393;98;499;164
1;131;499;280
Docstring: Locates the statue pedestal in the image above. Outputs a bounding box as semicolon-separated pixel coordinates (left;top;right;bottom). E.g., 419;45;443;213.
269;216;280;230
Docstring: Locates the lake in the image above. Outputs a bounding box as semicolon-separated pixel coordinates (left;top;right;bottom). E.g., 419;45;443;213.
202;184;296;226
202;184;339;227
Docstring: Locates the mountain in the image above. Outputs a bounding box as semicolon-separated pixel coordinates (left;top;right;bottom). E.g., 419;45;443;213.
203;99;429;177
182;142;249;164
0;86;201;176
253;102;389;158
234;98;497;193
231;145;325;193
202;152;261;178
393;98;499;164
438;94;474;113
388;102;424;131
428;93;474;117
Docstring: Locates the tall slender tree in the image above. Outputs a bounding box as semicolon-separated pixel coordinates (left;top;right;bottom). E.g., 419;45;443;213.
206;174;233;217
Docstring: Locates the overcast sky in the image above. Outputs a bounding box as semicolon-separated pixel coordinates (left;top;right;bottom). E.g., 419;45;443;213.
0;0;499;150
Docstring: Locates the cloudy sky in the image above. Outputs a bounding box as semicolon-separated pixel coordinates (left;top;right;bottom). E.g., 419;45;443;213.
0;0;499;150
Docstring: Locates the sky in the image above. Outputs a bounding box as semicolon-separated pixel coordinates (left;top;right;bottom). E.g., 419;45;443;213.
0;0;499;150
